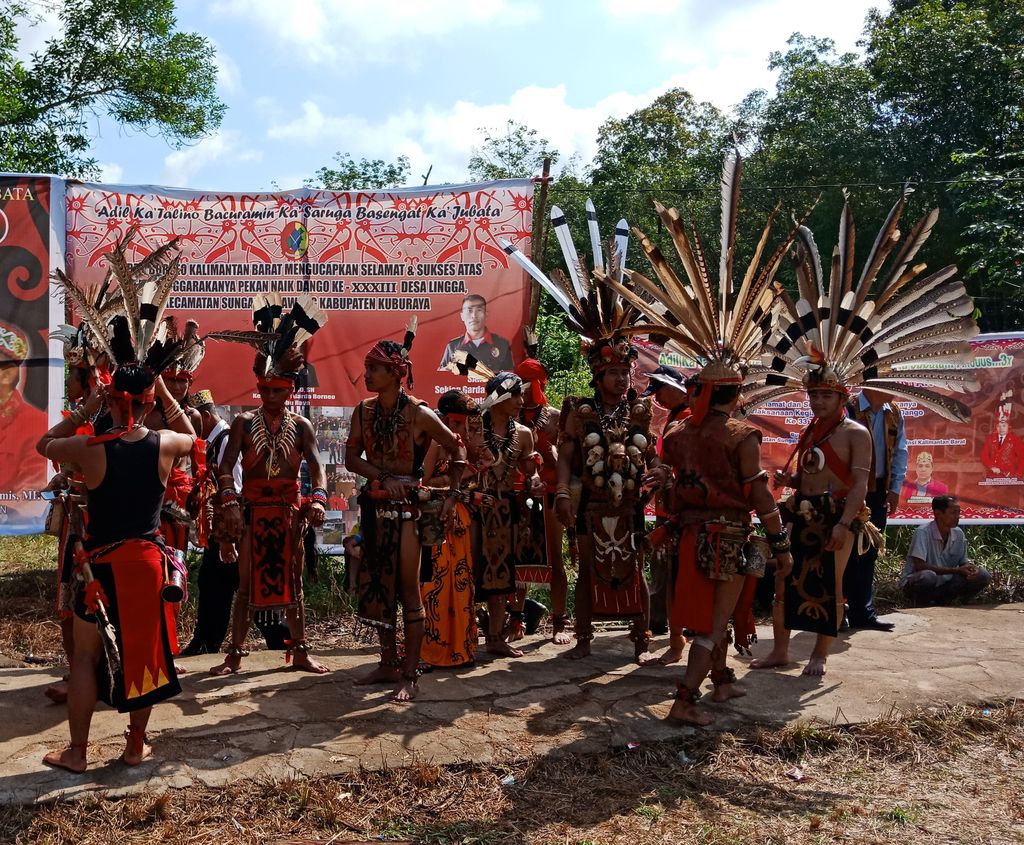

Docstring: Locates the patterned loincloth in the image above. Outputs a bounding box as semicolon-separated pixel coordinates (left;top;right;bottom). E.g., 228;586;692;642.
783;494;844;637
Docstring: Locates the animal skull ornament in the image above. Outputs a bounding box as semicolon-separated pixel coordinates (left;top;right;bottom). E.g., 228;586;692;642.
608;472;624;505
586;445;605;466
584;432;601;447
607;442;629;474
632;433;648;450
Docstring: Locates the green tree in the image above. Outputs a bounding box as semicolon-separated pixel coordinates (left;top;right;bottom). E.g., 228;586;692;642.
467;119;558;182
951;151;1024;329
589;87;729;239
308;152;411;190
0;0;225;178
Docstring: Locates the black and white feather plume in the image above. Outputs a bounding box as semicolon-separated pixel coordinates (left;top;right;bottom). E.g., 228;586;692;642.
497;203;638;348
252;293;329;378
745;187;980;422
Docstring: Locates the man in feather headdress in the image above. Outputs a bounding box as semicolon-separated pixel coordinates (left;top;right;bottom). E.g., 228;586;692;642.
41;237;201;772
499;200;663;662
346;323;467;702
556;338;660;662
750;370;871;677
591;160;799;721
747;187;979;677
210;295;330;676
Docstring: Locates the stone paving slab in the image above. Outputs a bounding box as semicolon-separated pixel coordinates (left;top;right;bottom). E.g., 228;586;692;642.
2;604;1023;805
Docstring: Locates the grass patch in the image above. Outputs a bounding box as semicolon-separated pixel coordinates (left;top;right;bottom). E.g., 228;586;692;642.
2;702;1021;844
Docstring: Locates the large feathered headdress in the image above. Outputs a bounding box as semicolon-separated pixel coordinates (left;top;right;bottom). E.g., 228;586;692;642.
596;150;808;423
53;230;190;399
745;187;980;422
499;199;640;372
55;229;284;404
252;293;328;387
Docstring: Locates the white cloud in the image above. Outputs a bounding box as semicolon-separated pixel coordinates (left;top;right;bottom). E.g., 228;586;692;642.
657;0;885;109
97;162;124;184
209;0;540;64
161;131;262;187
604;0;682;16
212;44;242;94
266;83;668;184
13;4;62;62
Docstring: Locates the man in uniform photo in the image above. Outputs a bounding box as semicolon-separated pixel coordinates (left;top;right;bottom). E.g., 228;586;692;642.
438;294;514;371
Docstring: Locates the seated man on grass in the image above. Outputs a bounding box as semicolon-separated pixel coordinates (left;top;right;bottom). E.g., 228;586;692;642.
901;495;991;606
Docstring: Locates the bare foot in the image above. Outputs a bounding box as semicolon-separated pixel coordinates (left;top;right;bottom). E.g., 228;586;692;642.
44;681;69;704
291;652;329;674
750;650;791;670
42;745;87;774
355;663;401;685
562;640;591;660
391;677;418;702
174;663;188;675
209;652;242;676
120;729;153;766
666;699;715;726
552;628;572;646
656;646;685;666
487;640;524;658
711;682;747;703
802;656;827;677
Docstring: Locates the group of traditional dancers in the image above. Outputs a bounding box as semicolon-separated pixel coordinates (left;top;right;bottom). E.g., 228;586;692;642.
37;152;980;772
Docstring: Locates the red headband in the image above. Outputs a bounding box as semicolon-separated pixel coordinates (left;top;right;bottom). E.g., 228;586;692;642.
162;368;194;381
257;375;295;390
366;342;413;387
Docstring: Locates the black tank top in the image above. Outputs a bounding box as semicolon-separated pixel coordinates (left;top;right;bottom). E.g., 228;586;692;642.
85;431;166;548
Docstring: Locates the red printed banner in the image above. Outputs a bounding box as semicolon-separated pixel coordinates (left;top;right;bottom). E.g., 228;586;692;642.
64;181;535;408
644;333;1024;524
59;180;534;544
0;176;56;534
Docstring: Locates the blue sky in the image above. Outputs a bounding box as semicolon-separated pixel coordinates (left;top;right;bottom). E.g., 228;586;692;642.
20;0;889;191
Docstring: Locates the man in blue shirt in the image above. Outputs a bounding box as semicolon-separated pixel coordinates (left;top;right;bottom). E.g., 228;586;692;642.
901;496;990;604
845;389;908;631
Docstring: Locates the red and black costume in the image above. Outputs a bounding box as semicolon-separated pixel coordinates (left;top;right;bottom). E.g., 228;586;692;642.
76;433;181;711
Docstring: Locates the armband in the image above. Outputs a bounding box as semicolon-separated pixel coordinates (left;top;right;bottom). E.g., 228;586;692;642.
741;470;769;485
163;402;185;424
311;488;329;508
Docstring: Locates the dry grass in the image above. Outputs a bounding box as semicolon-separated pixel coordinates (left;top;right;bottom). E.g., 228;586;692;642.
2;702;1023;844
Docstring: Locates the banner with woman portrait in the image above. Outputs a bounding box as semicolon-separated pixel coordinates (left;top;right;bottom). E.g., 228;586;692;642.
0;175;62;534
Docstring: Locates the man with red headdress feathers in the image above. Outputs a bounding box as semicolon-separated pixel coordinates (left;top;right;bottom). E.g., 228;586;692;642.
509;334;569;644
210;294;330;677
591;152;800;723
142;319;205;658
346;319;467;702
